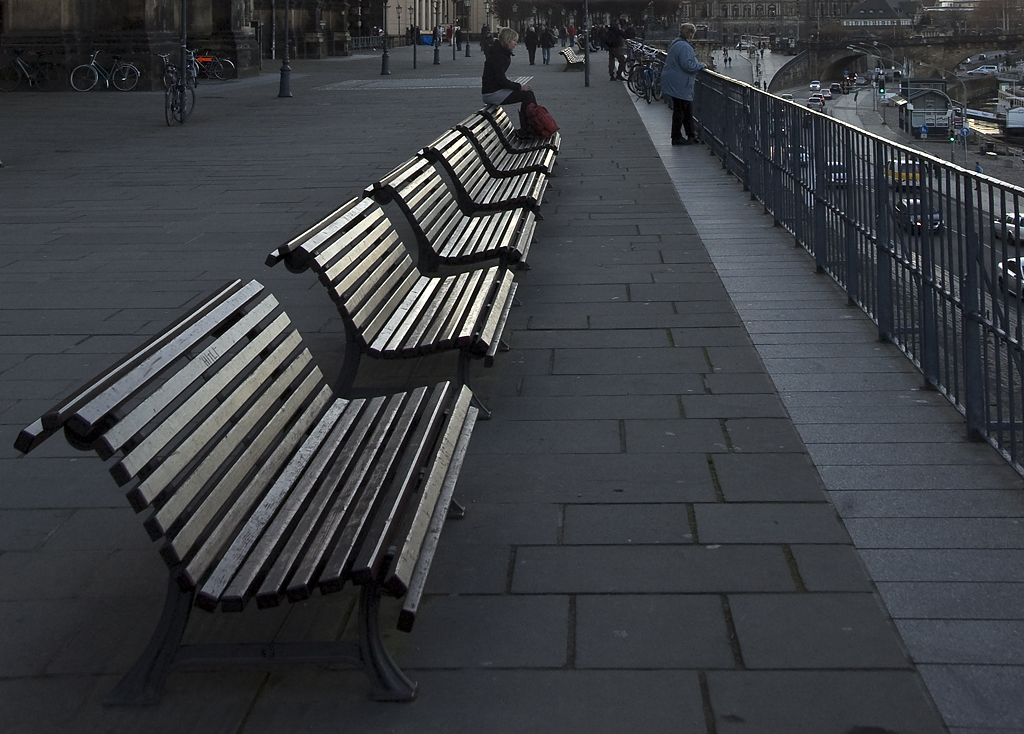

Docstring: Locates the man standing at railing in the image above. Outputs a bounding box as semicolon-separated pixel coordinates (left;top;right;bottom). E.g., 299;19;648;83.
661;23;706;146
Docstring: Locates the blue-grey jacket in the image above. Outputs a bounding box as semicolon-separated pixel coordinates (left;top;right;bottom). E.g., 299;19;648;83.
660;37;704;101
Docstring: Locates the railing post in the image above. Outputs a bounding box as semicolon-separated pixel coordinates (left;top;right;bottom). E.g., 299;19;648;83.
962;177;985;438
812;112;826;272
874;139;894;341
844;128;860;304
919;165;940;388
742;86;752;193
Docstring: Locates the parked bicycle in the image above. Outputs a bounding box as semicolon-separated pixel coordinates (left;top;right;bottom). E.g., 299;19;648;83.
70;51;140;92
190;50;235;80
0;49;60;92
157;52;196;89
164;53;195;126
626;44;664;104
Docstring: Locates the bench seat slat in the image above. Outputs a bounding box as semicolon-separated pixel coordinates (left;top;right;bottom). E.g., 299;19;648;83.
396;402;478;632
387;387;473;597
247;395;385;606
284;393;411;601
320;385;436;590
189;384;339;603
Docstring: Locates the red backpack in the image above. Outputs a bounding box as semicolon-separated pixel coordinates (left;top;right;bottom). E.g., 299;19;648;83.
524;102;559;139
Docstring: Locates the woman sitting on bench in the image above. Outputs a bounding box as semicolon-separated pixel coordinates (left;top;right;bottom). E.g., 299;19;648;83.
482;27;538;138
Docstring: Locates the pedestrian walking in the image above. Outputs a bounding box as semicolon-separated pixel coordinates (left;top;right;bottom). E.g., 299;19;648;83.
456;26;463;51
482;27;541;137
606;20;627;80
660;22;706;146
540;26;556;65
524;26;538;65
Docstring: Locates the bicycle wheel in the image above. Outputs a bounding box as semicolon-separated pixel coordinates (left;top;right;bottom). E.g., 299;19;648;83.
208;59;225;81
652;73;662;102
214;58;234;80
70;64;98;91
178;85;195;122
0;64;21;92
112;63;140;91
166;84;195;125
626;65;644;96
643;70;652;104
34;63;60;91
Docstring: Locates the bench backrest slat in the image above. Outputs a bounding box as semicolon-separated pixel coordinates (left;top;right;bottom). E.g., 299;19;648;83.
17;281;260;455
158;352;320;564
117;315;299;493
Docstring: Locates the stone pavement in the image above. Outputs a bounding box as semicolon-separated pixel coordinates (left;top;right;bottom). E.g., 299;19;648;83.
653;60;1024;732
0;43;1010;733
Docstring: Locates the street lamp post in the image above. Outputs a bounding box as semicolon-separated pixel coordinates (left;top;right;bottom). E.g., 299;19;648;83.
465;0;472;56
279;0;292;96
410;4;417;67
434;0;441;64
453;0;457;60
381;0;391;74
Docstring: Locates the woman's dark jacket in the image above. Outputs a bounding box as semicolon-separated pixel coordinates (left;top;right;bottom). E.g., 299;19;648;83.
481;44;522;94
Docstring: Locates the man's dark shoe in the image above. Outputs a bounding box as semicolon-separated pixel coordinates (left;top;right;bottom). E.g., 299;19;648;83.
672;138;689;146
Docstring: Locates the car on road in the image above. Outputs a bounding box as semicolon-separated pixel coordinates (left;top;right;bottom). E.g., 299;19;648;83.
821;88;833;100
894;198;942;233
885;159;922;188
829;82;843;95
992;212;1024;243
780;92;794;101
967;65;999;75
806;96;825;110
997;258;1024;297
809;80;821;90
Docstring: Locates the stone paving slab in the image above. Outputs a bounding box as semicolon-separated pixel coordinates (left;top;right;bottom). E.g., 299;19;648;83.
0;46;950;733
635;86;1024;732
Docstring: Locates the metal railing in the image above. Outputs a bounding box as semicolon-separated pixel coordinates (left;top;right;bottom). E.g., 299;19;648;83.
694;70;1024;476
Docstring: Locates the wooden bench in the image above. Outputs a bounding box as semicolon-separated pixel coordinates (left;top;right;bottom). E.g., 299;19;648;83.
559;47;585;71
479;104;561;154
13;279;478;705
456;114;557;178
417;129;549;215
365;156;536;271
266;196;517;416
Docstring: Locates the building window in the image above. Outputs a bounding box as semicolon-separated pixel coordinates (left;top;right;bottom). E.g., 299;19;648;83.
722;4;729;15
744;4;751;16
768;4;776;15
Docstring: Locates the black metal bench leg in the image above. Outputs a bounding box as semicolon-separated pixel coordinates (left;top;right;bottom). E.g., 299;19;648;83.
447;499;466;519
104;575;194;706
457;351;492;421
359;581;417;702
333;328;362;396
